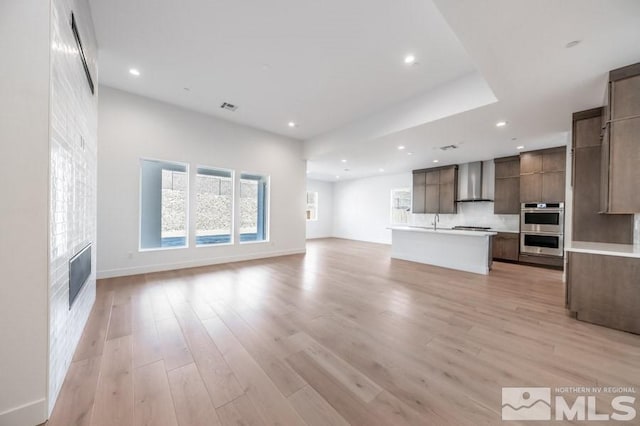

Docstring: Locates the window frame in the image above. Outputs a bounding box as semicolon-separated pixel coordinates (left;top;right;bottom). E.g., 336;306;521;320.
306;191;319;222
390;187;411;225
195;165;235;248
238;172;270;244
138;157;190;252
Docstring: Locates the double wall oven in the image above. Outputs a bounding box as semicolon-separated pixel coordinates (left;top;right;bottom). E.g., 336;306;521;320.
520;203;564;257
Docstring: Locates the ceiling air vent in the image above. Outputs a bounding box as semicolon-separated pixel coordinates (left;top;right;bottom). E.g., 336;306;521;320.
220;102;238;112
439;144;458;151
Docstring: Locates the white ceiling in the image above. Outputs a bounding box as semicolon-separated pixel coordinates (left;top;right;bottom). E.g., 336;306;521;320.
89;0;640;182
89;0;475;139
306;0;640;180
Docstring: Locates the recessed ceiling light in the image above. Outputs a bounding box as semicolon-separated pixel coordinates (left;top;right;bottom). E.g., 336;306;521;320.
433;159;439;163
404;55;417;65
336;175;340;179
379;168;385;172
496;121;507;127
397;145;405;150
129;68;141;76
565;40;581;48
306;170;310;174
517;145;525;150
288;121;296;128
341;159;347;163
407;152;414;156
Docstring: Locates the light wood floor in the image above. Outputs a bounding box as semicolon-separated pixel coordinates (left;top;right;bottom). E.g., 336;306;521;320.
47;238;640;425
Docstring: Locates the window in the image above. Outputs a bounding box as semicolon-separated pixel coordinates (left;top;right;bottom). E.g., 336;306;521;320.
391;188;411;224
306;191;318;221
140;159;188;250
196;167;234;245
240;173;268;242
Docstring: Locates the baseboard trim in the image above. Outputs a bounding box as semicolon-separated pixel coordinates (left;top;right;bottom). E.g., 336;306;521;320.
96;248;307;279
0;398;47;426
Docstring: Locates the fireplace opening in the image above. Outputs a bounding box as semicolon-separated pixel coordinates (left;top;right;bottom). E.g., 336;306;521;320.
69;243;91;308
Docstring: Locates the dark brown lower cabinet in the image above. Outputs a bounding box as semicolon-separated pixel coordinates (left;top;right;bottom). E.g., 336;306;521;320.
492;233;519;261
567;251;640;334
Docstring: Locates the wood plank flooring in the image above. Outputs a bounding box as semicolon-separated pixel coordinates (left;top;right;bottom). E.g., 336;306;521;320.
47;238;640;425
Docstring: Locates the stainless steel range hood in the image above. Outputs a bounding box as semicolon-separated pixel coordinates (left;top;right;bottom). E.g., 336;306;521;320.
456;161;494;202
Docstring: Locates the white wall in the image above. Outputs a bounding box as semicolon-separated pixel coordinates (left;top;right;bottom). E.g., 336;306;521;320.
48;0;98;414
306;179;333;239
0;1;50;424
332;173;411;244
97;87;306;278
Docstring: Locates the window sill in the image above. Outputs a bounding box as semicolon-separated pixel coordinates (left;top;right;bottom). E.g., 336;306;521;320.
239;239;269;245
196;242;234;248
139;245;188;252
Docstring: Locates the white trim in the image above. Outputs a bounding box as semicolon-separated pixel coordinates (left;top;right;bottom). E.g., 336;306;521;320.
239;239;270;245
96;248;306;279
0;398;47;426
139;244;188;253
196;242;234;248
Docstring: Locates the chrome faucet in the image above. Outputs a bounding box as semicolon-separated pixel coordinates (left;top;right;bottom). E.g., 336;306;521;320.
432;213;440;230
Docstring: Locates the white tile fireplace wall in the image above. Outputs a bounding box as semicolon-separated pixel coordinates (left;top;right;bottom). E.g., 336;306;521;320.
48;0;98;414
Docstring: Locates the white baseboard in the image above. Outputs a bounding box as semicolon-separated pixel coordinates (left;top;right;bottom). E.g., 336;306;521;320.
96;248;307;279
0;398;46;426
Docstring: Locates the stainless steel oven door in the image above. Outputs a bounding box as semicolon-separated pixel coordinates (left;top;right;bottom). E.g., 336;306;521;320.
520;232;564;257
520;209;564;233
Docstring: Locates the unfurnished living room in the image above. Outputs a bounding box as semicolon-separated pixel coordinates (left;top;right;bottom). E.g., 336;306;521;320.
2;1;640;425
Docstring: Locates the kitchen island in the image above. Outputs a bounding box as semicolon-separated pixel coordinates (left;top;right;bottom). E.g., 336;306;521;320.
390;226;497;275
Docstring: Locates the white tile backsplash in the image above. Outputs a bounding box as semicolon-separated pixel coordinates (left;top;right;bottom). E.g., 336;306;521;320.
634;214;640;246
48;0;98;414
410;202;519;232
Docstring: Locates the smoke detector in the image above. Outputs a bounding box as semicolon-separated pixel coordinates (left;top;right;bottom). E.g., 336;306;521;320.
220;102;238;111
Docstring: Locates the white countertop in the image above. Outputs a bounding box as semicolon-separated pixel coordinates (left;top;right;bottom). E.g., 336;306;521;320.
389;226;497;237
566;241;640;259
491;229;519;234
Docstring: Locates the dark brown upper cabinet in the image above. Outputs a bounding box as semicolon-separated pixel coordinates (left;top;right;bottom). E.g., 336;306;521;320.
601;62;640;213
494;156;520;214
571;108;633;243
412;172;426;214
412;165;458;214
519;147;566;203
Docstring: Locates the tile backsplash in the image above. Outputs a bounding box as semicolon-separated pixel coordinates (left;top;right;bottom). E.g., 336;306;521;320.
635;214;640;246
48;0;98;414
410;202;519;231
